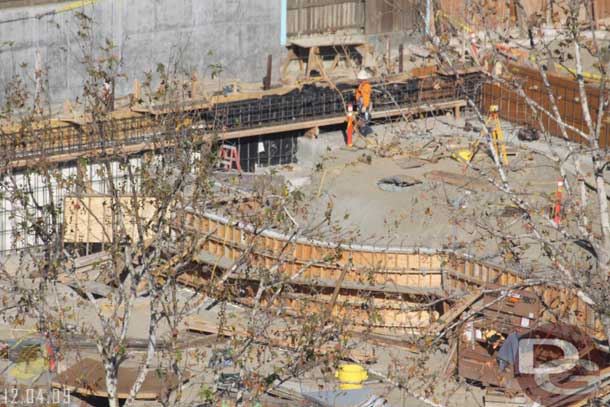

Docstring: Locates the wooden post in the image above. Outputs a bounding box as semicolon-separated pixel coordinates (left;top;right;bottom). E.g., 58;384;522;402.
399;44;404;73
191;71;199;99
110;77;115;112
133;79;141;101
63;100;72;116
264;54;273;90
386;37;391;69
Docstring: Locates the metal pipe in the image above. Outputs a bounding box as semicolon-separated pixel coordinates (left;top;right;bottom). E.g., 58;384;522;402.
399;44;404;73
425;0;431;36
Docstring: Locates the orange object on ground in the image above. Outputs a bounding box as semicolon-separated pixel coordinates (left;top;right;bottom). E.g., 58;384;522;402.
346;104;354;147
553;178;564;225
45;332;55;372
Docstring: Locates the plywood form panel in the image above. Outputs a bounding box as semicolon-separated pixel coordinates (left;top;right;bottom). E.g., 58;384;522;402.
595;0;610;20
287;0;365;36
365;0;418;34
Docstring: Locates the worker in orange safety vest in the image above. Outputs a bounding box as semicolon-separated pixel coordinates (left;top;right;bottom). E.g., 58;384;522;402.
355;69;373;135
355;69;372;122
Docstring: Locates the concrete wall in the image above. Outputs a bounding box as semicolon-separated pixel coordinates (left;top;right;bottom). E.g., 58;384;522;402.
0;0;284;105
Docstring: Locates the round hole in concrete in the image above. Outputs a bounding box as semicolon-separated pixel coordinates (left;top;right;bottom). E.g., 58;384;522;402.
377;176;416;192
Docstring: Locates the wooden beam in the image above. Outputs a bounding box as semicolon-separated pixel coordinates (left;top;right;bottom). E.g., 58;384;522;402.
425;291;482;336
424;170;496;192
370;99;466;120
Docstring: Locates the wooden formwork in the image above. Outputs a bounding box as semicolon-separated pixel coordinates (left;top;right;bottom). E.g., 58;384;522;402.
481;62;610;147
61;195;604;338
176;264;440;337
183;211;605;338
438;0;609;31
191;213;446;290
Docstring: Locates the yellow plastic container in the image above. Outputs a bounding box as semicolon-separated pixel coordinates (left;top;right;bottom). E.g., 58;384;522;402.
335;364;368;390
451;149;474;163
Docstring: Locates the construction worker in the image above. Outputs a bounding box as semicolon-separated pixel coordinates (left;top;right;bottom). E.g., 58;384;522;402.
355;69;373;136
356;70;372;121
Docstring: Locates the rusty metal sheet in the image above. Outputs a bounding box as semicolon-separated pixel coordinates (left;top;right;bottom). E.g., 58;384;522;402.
458;340;505;387
482;286;541;319
482;62;610;148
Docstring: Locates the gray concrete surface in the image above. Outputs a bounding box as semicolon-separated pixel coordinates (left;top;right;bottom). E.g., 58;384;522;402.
0;0;284;105
296;131;345;168
267;115;572;270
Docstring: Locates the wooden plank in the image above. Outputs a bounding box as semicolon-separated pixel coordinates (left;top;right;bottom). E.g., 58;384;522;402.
0;0;68;10
424;170;496;192
484;389;531;406
426;291;482;336
371;99;466;119
290;34;366;48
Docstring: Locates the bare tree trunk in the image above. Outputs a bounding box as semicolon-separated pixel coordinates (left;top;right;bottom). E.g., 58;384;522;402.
125;299;158;406
574;40;610;262
104;359;119;407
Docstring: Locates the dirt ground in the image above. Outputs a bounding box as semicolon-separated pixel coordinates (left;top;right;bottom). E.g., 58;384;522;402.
268;114;566;271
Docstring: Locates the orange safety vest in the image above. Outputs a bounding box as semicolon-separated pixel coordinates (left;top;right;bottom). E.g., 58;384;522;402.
355;80;371;109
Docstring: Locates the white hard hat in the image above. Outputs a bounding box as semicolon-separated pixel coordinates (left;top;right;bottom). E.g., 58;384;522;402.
357;69;370;80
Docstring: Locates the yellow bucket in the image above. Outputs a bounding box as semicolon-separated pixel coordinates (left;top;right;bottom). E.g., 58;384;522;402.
451;149;474;163
335;364;368;390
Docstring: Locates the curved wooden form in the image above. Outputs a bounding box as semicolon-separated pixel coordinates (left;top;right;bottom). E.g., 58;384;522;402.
183;211;603;338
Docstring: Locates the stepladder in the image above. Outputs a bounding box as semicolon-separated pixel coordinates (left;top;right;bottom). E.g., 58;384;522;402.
218;144;242;173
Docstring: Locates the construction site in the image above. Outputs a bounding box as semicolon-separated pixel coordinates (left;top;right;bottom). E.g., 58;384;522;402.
1;0;610;406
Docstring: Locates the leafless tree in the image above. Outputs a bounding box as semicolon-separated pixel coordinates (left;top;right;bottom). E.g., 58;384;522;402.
430;0;610;345
0;11;366;407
